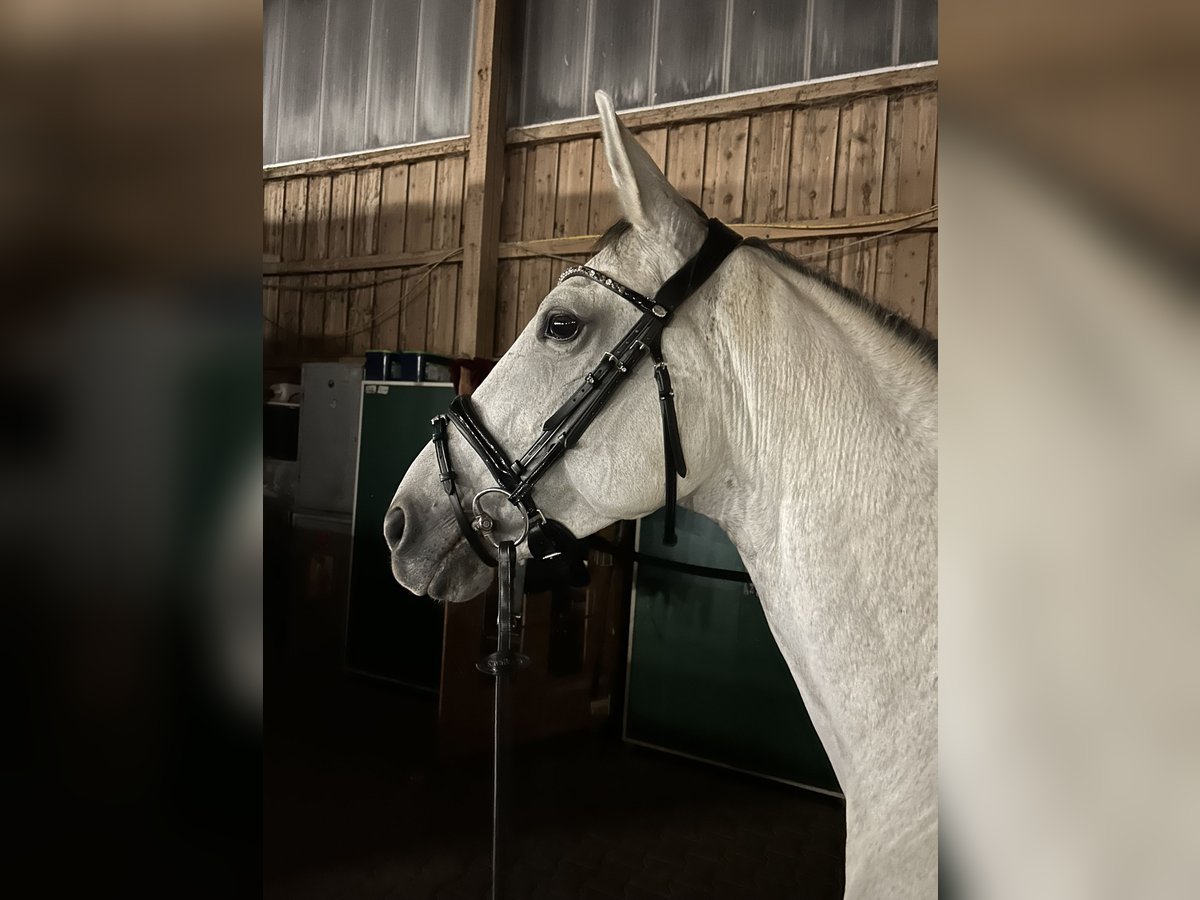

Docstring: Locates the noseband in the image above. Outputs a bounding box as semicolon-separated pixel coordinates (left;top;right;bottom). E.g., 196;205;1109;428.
431;217;742;567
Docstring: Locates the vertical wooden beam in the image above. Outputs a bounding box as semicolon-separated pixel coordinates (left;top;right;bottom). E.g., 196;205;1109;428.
456;0;511;360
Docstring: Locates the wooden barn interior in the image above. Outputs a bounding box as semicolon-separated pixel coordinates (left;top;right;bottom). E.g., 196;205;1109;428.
263;2;937;897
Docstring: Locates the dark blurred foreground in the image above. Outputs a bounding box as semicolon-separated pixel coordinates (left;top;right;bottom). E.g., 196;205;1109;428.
0;0;1197;896
266;667;845;900
0;2;262;896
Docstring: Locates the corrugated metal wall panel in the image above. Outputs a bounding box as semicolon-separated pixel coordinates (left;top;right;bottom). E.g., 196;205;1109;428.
728;0;809;94
365;0;421;150
810;0;894;78
276;0;329;164
586;0;654;116
263;0;285;164
654;0;727;104
319;0;373;157
517;0;588;125
267;0;472;166
899;0;939;64
413;0;476;142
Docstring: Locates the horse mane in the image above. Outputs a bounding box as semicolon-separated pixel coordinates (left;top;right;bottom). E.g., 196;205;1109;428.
741;238;938;369
590;216;937;369
590;217;633;254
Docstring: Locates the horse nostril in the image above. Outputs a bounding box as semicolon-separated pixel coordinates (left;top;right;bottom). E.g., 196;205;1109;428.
383;507;405;550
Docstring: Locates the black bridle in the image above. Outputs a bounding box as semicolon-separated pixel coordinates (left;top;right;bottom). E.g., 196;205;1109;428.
430;216;742;567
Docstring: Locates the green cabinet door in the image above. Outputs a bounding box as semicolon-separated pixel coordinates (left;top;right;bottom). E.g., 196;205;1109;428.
346;383;456;691
625;507;840;794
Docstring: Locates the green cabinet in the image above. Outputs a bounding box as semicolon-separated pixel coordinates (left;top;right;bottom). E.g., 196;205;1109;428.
345;382;456;691
625;507;840;794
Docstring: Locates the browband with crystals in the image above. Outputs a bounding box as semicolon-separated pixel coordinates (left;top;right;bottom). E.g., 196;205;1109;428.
556;265;670;319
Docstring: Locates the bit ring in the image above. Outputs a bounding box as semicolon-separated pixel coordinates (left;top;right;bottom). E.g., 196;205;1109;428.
470;488;529;548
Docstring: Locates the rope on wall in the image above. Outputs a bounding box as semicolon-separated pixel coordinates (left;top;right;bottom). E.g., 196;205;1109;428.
262;206;937;338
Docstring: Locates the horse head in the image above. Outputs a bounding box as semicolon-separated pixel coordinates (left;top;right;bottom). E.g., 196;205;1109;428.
384;92;734;602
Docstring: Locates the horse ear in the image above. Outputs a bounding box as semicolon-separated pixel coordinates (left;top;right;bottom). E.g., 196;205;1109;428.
595;90;687;233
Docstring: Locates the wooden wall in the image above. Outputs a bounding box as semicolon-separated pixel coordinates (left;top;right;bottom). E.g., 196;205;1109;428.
263;68;937;363
263;148;469;361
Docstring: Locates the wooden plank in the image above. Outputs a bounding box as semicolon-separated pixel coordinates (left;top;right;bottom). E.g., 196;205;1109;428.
925;234;938;337
457;0;511;360
428;155;466;356
790;105;840;220
516;142;559;337
666;123;707;206
505;64;938;147
637;127;668;173
874;95;904;313
324;172;356;354
278;177;308;351
402;159;437;351
881;92;938;324
926;144;938;335
280;176;308;255
588;136;619;232
787;104;840;274
554;138;594;238
301;175;332;353
744;110;793;225
348;167;382;356
373;163;410;350
494;148;527;352
263;138;469;180
263;180;285;344
832;96;887;297
499;148;528;242
702;117;748;222
493;260;522;354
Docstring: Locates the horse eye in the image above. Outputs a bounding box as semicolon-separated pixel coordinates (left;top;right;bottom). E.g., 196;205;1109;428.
543;312;581;342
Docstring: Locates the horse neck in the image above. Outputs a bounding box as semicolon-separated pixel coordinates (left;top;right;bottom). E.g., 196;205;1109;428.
688;248;936;561
683;249;938;789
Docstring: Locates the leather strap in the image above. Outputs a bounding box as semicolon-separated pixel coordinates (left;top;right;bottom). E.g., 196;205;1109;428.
650;343;687;546
431;416;499;567
447;396;520;495
643;218;743;314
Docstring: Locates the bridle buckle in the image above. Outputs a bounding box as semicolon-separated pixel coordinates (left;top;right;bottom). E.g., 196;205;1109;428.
602;351;627;373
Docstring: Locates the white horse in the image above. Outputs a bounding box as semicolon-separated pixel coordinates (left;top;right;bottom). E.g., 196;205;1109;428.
385;92;937;899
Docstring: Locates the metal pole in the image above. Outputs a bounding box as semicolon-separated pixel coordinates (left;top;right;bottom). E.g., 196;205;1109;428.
477;540;527;900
